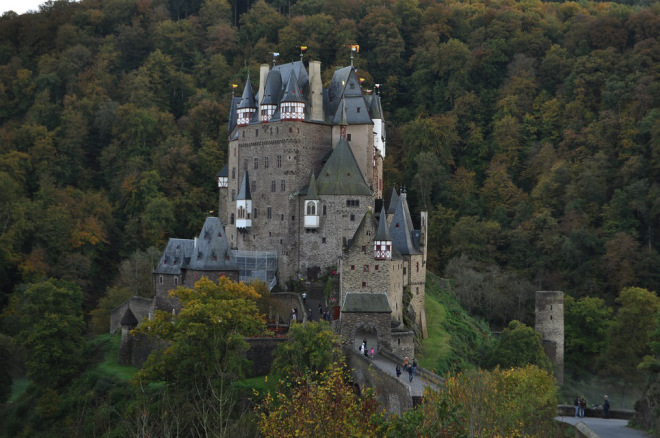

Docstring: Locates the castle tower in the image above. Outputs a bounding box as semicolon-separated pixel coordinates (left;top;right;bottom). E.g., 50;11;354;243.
217;164;228;225
535;291;564;384
237;75;256;126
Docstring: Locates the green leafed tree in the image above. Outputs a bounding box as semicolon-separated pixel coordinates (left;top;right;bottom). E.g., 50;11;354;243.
564;295;613;376
483;320;552;372
18;278;85;388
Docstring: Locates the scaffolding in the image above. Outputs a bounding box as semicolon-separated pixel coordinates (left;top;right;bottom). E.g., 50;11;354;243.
231;250;278;290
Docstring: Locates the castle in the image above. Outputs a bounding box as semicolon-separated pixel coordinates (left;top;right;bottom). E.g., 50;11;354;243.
115;58;428;364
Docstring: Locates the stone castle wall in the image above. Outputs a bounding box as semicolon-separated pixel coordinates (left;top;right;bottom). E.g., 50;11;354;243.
110;296;154;334
340;311;392;352
535;291;564;384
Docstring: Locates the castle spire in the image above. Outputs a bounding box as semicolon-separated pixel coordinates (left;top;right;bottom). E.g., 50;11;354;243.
237;75;256;126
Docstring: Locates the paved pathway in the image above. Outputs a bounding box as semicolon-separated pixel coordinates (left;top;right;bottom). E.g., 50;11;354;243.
369;353;439;397
555;415;651;438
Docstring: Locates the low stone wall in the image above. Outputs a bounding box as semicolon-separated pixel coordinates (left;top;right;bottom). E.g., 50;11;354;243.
347;349;413;415
110;297;154;334
557;404;635;420
270;292;304;324
574;422;600;438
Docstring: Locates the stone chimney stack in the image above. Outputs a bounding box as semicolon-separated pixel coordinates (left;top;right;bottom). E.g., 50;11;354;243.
258;63;269;121
308;60;324;121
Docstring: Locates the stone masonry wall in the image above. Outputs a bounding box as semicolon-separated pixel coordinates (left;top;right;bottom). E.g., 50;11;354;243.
340;311;392;352
390;330;415;359
110;296;154;334
346;349;413;415
408;254;427;338
535;291;564;384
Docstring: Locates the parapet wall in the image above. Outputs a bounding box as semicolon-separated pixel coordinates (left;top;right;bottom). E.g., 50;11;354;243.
347;350;413;415
110;297;154;334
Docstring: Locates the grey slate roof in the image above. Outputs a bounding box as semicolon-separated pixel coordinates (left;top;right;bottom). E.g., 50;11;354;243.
389;192;421;256
227;96;240;133
342;293;392;313
217;164;228;178
305;173;319;200
237;170;251;200
326;67;372;125
375;206;392;241
120;308;139;327
237;75;256;109
281;70;305;103
345;210;377;252
186;217;238;271
367;94;383;119
261;70;282;105
386;187;399;214
153;238;195;275
315;137;372;196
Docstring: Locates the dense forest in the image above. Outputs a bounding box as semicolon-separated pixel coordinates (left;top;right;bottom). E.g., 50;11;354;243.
0;0;659;434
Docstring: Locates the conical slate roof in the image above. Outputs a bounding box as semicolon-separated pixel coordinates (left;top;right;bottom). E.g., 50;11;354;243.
368;93;383;119
315;137;372;196
281;70;305;103
386;187;399;214
217;164;228;178
375;206;392;241
306;173;319;200
261;70;282;105
237;170;251;200
389;192;420;255
237;75;256;109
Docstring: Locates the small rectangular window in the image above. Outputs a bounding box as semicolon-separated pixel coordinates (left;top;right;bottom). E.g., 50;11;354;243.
230;213;235;224
351;265;355;270
254;157;258;169
350;214;355;221
243;158;248;170
347;133;352;141
267;207;272;219
322;237;326;243
174;277;178;285
254;208;258;219
277;155;282;168
281;214;284;221
362;245;366;253
271;180;276;192
159;276;163;284
281;179;286;191
375;265;379;271
255;129;258;137
403;267;406;275
362;282;366;288
232;167;236;179
265;156;269;168
363;265;369;272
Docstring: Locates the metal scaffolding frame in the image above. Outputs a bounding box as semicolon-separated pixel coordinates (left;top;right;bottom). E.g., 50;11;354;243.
231;250;278;290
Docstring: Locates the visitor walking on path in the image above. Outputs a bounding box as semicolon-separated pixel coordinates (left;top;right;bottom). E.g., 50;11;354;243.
574;396;579;418
396;364;401;378
603;395;610;419
579;396;586;418
408;363;414;381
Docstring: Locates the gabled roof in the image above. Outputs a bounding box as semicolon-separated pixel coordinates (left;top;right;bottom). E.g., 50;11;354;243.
154;238;195;275
186;217;238;271
305;173;319;200
386;187;399;214
342;293;392;313
281;70;305;103
375;206;392;241
389;192;421;255
237;170;251;200
237;75;256;109
326;67;372;125
315;137;372;196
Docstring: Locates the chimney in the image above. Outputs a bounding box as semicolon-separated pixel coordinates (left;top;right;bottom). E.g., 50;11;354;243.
308;60;324;121
258;64;269;121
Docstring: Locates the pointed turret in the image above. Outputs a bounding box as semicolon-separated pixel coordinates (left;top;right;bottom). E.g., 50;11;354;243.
389;190;420;255
260;69;282;122
374;206;392;260
304;173;320;229
237;75;256;126
280;70;305;120
236;170;252;229
370;94;386;158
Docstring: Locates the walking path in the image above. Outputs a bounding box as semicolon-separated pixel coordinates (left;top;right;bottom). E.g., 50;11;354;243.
555;415;651;438
370;353;439;397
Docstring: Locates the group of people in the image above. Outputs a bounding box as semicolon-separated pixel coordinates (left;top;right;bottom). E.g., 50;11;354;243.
359;339;374;358
396;357;417;381
299;294;332;322
573;395;611;419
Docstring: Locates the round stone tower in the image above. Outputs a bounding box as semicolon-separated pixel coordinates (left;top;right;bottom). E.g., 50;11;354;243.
535;291;564;384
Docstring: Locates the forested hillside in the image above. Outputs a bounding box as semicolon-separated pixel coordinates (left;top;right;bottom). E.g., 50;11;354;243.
0;0;658;372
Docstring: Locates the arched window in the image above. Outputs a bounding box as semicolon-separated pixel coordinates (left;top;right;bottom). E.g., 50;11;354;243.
306;202;316;215
238;206;245;219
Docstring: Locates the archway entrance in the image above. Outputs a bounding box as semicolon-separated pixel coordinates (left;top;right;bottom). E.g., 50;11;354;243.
355;325;378;357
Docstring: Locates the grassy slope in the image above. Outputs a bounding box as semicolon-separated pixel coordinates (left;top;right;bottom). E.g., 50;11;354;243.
417;273;491;375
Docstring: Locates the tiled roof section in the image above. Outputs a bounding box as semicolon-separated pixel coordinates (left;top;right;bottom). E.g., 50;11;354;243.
306;173;319;200
237;75;256;109
375;206;392;241
186;217;238;271
368;93;383;119
227;96;240;133
272;61;308;92
281;70;305;103
120;308;139;327
326;67;372;125
261;70;282;105
153;238;195;275
346;210;377;252
389;193;421;255
237;170;251;200
217;164;228;178
342;293;392;313
315;137;372;196
386;187;399;214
